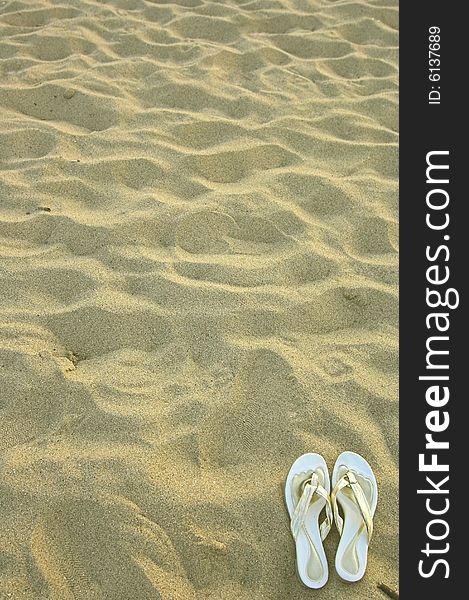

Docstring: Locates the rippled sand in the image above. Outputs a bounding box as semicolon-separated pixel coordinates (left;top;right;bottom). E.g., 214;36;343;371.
0;0;398;598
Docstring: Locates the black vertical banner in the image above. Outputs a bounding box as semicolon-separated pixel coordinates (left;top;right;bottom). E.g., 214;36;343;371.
400;3;464;597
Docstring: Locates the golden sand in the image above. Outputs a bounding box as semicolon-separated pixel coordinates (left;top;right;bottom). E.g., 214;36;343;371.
1;0;398;598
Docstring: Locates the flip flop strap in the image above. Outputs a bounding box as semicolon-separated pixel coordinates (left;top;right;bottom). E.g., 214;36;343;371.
331;470;373;541
291;472;333;542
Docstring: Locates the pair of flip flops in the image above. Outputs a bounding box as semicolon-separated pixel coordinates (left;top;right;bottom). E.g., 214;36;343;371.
285;451;378;588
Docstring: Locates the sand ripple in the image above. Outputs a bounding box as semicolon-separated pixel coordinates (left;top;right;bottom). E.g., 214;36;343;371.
1;0;397;598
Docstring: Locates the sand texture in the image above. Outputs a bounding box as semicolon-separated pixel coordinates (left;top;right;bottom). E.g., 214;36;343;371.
0;0;398;598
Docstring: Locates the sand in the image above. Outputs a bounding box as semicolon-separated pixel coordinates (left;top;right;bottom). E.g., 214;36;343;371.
0;0;398;598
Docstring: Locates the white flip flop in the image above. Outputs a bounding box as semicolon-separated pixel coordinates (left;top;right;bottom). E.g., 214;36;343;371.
331;451;378;582
285;453;333;589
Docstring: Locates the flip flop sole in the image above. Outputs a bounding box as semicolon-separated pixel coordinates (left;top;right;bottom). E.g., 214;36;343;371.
332;451;378;582
285;453;330;589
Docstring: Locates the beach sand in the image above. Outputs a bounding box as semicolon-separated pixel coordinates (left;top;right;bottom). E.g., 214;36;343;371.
0;0;398;598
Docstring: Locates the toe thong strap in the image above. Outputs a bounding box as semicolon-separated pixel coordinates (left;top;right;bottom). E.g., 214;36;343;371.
331;470;373;541
291;472;333;542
